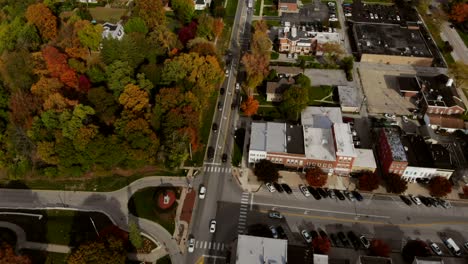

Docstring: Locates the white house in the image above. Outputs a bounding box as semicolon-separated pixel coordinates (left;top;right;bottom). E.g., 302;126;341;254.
102;22;125;40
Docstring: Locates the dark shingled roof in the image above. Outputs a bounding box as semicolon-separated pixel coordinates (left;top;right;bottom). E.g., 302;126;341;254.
419;74;466;109
279;0;297;3
401;134;454;169
286;124;305;154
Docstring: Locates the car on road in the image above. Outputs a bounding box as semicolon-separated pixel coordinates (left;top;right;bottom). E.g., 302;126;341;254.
299;184;311;197
273;182;284;193
344;191;356;202
430;242;442;255
281;183;292;194
188;237;195;253
268;210;283;219
209;220;217;233
352;191;363;201
207;146;214;160
409;194;422;205
212;123;218;132
384;113;396;120
337;232;350;247
334;189;346;200
444;238;461;256
301;230;313;243
317;188;328;198
270;226;279;238
217;102;223;111
236;83;240;90
199;185;206;199
400;195;412;206
403;116;409;123
328;189;336;199
347;231;360;249
307;186;321;200
360;235;370;249
277;226;286;239
219;87;225;95
265;182;276;192
221;153;228;163
225;69;229;77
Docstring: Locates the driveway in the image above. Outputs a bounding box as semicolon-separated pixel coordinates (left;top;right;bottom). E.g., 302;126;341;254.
303;69;349;86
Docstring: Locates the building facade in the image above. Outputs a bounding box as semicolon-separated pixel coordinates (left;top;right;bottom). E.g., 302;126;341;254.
377;128;408;176
278;24;340;55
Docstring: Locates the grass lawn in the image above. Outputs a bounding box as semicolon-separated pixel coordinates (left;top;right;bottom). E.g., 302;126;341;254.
456;29;468;48
225;0;238;17
0;168;183;192
264;0;274;5
263;6;278;16
302;0;313;3
88;7;127;23
254;0;262;16
266;20;281;28
308;85;335;105
256;106;284;120
128;187;180;235
362;0;393;3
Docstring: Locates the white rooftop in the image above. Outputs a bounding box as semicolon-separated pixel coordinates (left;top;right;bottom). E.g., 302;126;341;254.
353;149;377;169
250;122;287;153
301;107;343;128
314;254;329;264
333;123;357;157
338;86;359;108
236;235;288;264
413;257;444;264
303;126;336;161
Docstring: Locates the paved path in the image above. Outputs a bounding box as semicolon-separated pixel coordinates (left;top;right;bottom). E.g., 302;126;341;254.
0;176;189;264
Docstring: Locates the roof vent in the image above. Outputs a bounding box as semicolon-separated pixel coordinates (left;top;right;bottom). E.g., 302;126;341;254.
437;95;443;101
446;78;453;87
322;139;328;145
291;26;297;38
287;136;291;142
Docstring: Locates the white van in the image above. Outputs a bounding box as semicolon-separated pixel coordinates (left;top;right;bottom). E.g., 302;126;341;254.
444;238;461;256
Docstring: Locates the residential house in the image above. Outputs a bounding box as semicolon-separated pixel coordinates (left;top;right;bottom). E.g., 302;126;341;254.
278;0;299;15
266;77;295;102
194;0;211;10
102;22;125;40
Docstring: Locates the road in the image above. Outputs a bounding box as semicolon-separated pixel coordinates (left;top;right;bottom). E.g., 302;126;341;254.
441;21;468;64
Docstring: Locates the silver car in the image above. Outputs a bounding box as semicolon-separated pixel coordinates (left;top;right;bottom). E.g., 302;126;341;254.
430;242;442;256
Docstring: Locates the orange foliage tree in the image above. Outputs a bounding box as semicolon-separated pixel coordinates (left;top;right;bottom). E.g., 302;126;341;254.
240;96;259;116
428;176;452;197
42;46;79;89
25;3;58;41
213;18;224;43
0;243;31;264
450;3;468;23
305;167;327;187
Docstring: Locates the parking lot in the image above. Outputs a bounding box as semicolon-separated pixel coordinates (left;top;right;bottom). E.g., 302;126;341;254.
344;0;419;24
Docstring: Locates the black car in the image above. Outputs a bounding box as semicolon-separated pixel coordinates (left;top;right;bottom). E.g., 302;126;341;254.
220;88;225;95
317;188;328;198
273;182;284;193
352;191;363;201
337;232;350;247
347;231;360;250
330;233;338;246
217;102;223;111
334;189;346;200
221;153;228;163
307;186;322;200
310;230;319;240
420;196;432;207
212;123;218;132
400;195;412;206
281;184;293;194
318;229;328;239
207;146;214;160
276;226;287;239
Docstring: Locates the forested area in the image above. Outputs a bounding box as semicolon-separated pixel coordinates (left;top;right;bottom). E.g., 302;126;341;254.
0;0;226;178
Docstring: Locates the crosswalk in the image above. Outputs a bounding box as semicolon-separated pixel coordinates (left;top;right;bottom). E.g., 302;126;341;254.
238;192;249;234
204;166;232;173
194;240;226;251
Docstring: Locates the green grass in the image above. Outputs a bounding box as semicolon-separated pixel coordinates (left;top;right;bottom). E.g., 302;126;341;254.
0;169;183;192
88;7;127;23
254;0;262;16
302;0;313;3
456;29;468;48
256;106;284;120
266;20;281;28
264;0;274;5
263;6;278;16
308;85;335;105
225;0;238;17
128;187;179;235
362;0;393;3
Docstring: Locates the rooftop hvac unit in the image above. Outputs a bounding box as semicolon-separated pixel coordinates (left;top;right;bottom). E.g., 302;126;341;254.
437;95;443;101
446;78;454;87
322;139;328;145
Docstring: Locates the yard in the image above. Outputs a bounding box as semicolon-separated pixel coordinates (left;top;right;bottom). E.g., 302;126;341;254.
128;187;181;235
308;85;336;105
263;6;278;16
88;7;127;23
254;0;262;16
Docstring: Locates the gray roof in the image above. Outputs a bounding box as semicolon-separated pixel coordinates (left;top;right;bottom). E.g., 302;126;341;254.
236;235;288;264
250;122;267;151
303;126;336;161
301;107;343;128
266;78;295;95
250;122;287;153
338;86;359;108
383;128;407;162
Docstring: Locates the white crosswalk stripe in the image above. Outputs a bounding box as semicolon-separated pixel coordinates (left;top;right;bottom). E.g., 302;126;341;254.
237;192;250;234
193;240;226;251
204;165;232;174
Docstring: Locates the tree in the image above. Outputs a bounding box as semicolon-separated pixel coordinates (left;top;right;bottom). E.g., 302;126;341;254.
171;0;195;23
240;96;259;116
119;84;149;113
312;237;331;254
124;17;149;35
450;3;468;23
88;87;119;125
77;22;103;51
384;173;407;194
448;62;468;88
0;50;34;92
369;239;391;257
100;35;147;68
212;18;224;43
105;61;135;97
402;240;430;263
0;243;31;264
428;176;452;197
128;221;143;249
31;76;63;99
251;31;272;56
241;53;269;89
357;171;380;191
148;24;181;57
254;159;279;182
178;21;198;46
305;167;327;187
25;3;57;41
188;38;217;56
135;0;166;29
281;85;309;120
196;13;214;40
67;236;126;264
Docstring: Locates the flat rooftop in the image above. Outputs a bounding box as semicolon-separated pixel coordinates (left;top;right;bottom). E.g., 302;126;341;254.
401;134;434;167
383;128;407;162
303;126;336;161
333;123;357;157
419;75;465;109
338;86;360;108
397;76;420;93
353;149;377;169
250;122;287;153
353;23;432;57
236;235;288;264
359;256;393;264
286;124;305;154
301;106;343;128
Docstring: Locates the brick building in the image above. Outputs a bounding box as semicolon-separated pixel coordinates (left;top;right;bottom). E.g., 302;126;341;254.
278;0;299;15
278;24;340;55
418;75;465;115
377;127;408;176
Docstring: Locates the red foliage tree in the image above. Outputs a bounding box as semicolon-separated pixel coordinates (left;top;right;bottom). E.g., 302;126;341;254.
428;176;452;197
42;46;68;78
305;167;327;187
369;239;391;258
312;237;331;254
384;173;407;194
240;96;259;116
402;240;431;263
178;21;198;46
0;243;31;264
357;171;380;191
78;75;91;92
450;3;468;24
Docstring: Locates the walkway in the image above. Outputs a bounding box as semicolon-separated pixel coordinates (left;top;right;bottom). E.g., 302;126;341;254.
0;176;191;264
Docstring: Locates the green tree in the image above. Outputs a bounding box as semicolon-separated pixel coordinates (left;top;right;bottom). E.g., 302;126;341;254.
16;23;41;51
59;104;95;140
0;50;34;92
105;61;135;97
124;17;148;35
254;159;279;182
448;62;468;88
0;17;24;54
86;65;107;84
88;87;119;125
196;13;214;40
171;0;195;23
128;221;143;249
67;236;126;264
147;25;181;57
78;22;103;51
101;35;147;68
281;85;309;120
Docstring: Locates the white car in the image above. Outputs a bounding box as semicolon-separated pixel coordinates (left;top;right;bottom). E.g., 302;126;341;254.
409;195;422;205
299;184;311;197
402;116;409;123
270;226;279;239
225;69;229;77
235;83;240;90
327;2;335;6
430;242;442;255
188;237;195;253
209;220;217;233
301;230;313;243
199;185;206;199
329;17;338;21
265;182;276;192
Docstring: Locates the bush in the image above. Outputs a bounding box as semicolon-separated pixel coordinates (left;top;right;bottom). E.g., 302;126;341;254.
428;176;452;197
270;52;279;60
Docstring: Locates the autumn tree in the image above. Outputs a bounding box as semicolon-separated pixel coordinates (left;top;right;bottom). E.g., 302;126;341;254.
305;167;327;187
0;243;31;264
171;0;195;23
101;35;147;68
240;96;259;116
428;176;452;197
450;3;468;23
384;173;407;194
402;240;431;263
312;237;331;254
42;45;78;89
241;53;269;89
67;236;126;264
196;13;214;40
251;30;272;56
135;0;166;29
213;18;224;43
9;90;41;128
25;3;57;41
0;50;34;92
77;22;103;51
254;159;279;182
369;239;391;258
105;60;135;97
88;87;119;125
178;21;198;46
148;24;182;57
188;38;217;56
357;171;380;191
280;85;309;121
119;84;149;113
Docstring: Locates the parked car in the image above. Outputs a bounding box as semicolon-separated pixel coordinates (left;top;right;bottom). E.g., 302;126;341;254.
400;195;412;206
188;237;195;253
337;232;350;247
344;191;356;202
270;226;279;239
301;230;313;243
277;226;286;239
430;242;442;256
268;210;283;219
209;220;217;233
235;83;240;90
317;188;328;198
225;69;229;77
319;229;328;239
330;233;338;246
310;230;319;240
221;153;228;163
444;238;461;256
299;184;311;197
409;194;422;205
347;231;360;249
352;191;363;201
335;189;346;200
273;182;284;193
437;198;451;209
199;185;206;199
281;183;293;194
220;87;225;95
360;235;370;249
265;182;276;193
307;186;321;200
328;189;336;199
419;196;432;207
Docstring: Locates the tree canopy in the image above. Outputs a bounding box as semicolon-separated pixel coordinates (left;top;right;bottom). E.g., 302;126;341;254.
305;167;327;187
357;171;380;191
384;173;408;194
428;176;452;197
254;159;279;182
